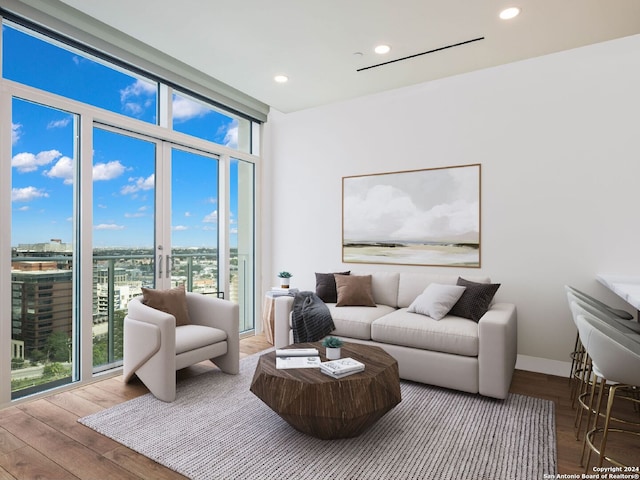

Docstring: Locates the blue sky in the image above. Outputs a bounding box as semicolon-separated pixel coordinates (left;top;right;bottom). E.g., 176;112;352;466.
6;23;243;248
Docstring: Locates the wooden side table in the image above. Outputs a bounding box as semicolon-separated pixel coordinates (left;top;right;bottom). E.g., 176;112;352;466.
250;342;401;440
261;294;276;344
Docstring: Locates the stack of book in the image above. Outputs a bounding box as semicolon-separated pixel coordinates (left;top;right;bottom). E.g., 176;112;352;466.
268;287;300;298
319;357;365;379
275;348;320;369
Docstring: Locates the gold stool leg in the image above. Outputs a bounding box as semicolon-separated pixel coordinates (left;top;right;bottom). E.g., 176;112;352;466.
597;384;619;468
576;364;595;440
582;373;606;469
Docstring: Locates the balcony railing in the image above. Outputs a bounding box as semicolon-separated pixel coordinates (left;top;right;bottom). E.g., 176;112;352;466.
11;251;251;379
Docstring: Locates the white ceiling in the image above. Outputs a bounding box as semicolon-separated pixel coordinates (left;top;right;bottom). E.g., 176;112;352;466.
58;0;640;113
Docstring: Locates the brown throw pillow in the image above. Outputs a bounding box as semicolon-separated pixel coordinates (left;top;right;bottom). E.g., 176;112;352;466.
315;271;350;303
335;274;376;307
141;285;191;326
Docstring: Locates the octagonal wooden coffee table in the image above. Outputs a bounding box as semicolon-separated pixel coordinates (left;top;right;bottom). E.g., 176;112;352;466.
250;342;401;440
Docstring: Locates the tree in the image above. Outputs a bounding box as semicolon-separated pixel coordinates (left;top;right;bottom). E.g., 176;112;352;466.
43;362;69;378
46;331;71;362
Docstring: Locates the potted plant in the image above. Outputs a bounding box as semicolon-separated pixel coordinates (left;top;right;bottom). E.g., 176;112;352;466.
277;271;293;288
322;336;344;360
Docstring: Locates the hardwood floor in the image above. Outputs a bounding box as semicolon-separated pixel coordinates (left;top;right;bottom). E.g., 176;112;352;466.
0;335;637;479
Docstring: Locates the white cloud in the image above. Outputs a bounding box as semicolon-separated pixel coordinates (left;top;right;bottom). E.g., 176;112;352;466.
95;223;125;230
44;156;74;184
12;150;61;173
217;119;239;149
47;117;71;129
173;95;211;122
120;79;158;117
18;206;30;211
121;174;155;195
120;79;156;102
12;123;22;145
344;184;478;242
93;160;125;181
343;185;415;240
184;211;192;217
12;186;49;202
123;102;143;116
224;124;238;149
172;225;188;231
203;210;218;223
120;79;156;117
391;200;479;241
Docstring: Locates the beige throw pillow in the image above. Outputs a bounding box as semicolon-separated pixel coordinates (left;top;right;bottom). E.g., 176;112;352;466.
407;283;466;320
141;284;191;326
334;274;376;307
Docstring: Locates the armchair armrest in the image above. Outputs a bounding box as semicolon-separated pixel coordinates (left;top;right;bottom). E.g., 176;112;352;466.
186;293;239;336
123;297;176;390
478;302;518;399
185;292;239;374
274;296;294;348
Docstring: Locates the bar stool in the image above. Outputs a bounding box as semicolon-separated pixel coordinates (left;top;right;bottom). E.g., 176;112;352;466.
566;294;638;443
575;311;640;470
565;286;634;409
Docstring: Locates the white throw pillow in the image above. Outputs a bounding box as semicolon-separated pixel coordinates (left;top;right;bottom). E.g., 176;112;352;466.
407;284;467;320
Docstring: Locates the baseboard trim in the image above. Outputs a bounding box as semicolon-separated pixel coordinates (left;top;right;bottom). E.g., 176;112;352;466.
515;354;571;378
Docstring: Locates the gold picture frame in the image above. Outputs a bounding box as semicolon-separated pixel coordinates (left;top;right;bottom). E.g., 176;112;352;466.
342;164;481;267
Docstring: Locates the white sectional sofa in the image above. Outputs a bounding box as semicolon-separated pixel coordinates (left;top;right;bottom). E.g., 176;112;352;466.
274;272;517;399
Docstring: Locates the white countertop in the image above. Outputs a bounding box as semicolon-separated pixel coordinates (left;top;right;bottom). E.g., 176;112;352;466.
597;274;640;311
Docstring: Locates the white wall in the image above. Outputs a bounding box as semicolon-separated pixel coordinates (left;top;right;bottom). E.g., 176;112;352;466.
262;34;640;371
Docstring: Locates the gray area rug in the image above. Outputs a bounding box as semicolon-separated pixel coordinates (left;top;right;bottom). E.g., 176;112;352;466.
79;353;557;480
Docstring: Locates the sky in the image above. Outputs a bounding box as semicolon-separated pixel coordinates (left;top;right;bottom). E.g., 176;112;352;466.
5;23;247;249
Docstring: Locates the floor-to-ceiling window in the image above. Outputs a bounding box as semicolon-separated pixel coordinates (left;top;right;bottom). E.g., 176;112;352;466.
1;15;259;405
9;98;79;399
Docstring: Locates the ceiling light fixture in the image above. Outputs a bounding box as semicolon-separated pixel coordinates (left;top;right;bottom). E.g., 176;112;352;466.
499;7;521;20
374;44;391;55
274;75;289;83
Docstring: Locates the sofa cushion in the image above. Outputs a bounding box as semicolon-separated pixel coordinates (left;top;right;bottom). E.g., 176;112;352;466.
315;271;350;303
327;303;396;340
370;272;400;307
335;274;376;307
371;309;479;357
449;277;501;322
407;284;467;320
397;273;491;308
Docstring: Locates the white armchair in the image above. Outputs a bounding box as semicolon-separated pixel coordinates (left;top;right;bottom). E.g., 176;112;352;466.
123;292;239;402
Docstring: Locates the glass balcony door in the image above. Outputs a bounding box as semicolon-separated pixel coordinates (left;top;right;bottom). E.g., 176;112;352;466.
92;127;158;371
91;131;223;373
169;147;220;296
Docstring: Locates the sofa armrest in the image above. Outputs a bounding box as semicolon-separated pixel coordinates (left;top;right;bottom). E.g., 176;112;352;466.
478;302;518;399
274;296;295;348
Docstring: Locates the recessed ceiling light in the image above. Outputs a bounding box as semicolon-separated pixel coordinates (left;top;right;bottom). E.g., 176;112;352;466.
274;75;289;83
499;7;521;20
374;45;391;55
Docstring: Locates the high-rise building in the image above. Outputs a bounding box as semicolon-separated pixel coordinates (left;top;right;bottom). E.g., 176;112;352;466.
11;268;73;358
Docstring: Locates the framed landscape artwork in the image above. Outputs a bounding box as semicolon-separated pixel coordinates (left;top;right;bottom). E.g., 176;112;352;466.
342;164;481;267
